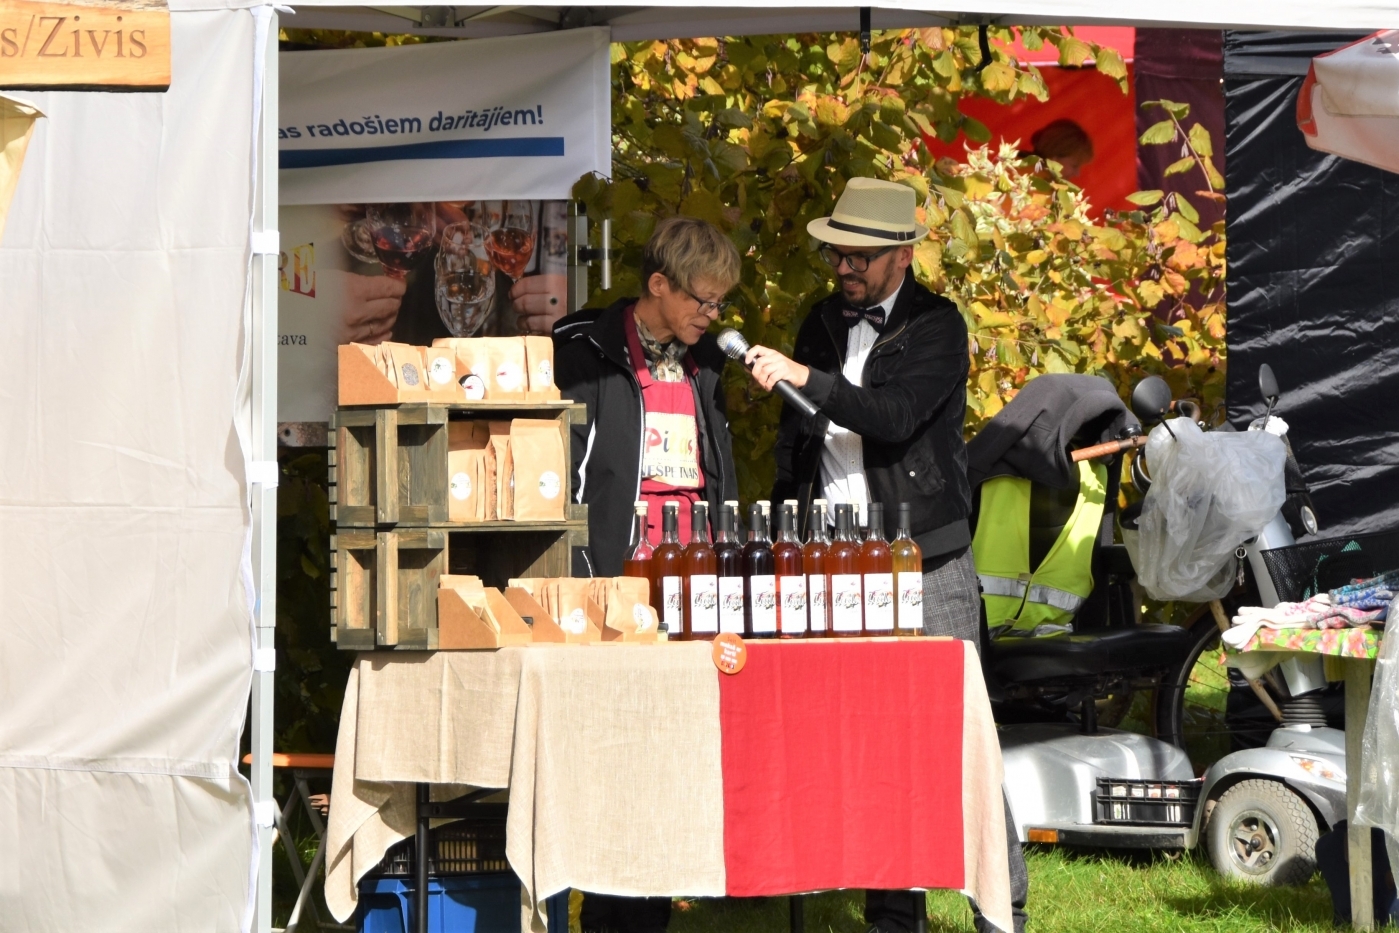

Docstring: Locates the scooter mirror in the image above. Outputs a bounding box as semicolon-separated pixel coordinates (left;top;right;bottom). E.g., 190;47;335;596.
1259;363;1280;402
1130;376;1173;424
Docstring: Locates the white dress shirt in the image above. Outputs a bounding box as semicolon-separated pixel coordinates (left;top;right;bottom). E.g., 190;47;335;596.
819;281;903;526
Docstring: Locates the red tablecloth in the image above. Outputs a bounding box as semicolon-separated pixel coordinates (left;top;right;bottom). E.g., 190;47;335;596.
721;640;965;895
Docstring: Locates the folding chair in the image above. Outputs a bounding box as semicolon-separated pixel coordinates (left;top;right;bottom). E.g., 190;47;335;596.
243;752;336;933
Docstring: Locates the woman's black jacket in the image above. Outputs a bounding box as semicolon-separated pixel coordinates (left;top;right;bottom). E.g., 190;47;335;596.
553;299;738;576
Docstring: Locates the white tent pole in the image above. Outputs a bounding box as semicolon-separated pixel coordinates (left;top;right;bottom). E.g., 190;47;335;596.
251;10;280;933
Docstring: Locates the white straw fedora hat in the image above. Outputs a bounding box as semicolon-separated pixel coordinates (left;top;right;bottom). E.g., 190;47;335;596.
807;177;929;248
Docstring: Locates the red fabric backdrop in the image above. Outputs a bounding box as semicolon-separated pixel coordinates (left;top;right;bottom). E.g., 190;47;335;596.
717;640;966;895
924;29;1138;217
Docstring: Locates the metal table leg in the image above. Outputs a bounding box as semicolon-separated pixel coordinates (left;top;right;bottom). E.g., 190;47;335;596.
788;894;804;933
1346;659;1375;930
416;783;430;933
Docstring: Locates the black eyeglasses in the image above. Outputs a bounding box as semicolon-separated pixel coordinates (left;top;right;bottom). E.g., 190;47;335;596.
685;288;731;317
818;244;897;273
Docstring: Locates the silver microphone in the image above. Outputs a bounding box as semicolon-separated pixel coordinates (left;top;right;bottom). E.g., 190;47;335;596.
716;328;820;419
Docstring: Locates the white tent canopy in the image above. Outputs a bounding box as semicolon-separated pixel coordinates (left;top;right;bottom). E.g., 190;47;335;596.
281;1;1399;40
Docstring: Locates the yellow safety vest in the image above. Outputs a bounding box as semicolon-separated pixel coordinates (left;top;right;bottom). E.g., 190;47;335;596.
971;460;1107;634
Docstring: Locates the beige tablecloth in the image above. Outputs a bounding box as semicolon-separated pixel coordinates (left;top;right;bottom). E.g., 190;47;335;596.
325;641;1011;933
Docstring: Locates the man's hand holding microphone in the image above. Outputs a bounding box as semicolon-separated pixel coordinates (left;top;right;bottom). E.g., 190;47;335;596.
717;328;819;419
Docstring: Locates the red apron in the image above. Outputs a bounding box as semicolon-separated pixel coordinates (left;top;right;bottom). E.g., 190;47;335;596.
624;309;705;545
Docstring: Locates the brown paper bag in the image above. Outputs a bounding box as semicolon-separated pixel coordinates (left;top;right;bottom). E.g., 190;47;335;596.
423;345;460;399
491;433;514;521
596;577;659;641
482;338;528;396
523;336;556;392
383;343;429;398
447;423;490;523
435;338;492;400
554;578;593;638
510;419;565;521
448;449;487;522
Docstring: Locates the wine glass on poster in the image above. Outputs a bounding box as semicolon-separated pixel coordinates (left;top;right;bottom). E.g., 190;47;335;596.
435;222;497;337
367;203;437;279
486;201;536;281
466;200;503;233
340;216;380;266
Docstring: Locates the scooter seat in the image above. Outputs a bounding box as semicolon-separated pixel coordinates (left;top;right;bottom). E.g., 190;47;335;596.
989;624;1193;684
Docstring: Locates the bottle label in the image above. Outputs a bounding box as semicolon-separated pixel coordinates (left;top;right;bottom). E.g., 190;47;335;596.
807;575;828;632
897;571;924;632
863;572;895;632
689;574;719;634
831;574;863;632
661;576;682;633
779;575;808;635
719;576;745;634
749;575;777;634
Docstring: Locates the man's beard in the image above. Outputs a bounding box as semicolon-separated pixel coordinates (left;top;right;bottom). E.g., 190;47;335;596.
841;269;894;308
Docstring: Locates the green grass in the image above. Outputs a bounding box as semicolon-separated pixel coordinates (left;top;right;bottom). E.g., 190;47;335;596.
665;846;1336;933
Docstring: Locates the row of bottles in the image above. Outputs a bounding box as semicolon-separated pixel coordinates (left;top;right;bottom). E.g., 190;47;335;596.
623;498;924;640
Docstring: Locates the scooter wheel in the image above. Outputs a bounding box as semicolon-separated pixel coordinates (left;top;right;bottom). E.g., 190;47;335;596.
1206;779;1319;886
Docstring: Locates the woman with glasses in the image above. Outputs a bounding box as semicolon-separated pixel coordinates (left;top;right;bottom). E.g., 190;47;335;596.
551;215;742;933
553;216;740;570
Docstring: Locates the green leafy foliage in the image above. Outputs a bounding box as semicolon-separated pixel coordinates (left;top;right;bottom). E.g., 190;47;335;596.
575;33;1226;503
274;451;351;752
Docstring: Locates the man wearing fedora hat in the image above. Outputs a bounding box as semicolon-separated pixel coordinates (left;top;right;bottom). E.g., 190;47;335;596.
746;177;1029;933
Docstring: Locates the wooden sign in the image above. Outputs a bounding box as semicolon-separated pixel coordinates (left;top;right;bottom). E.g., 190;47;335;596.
0;0;170;91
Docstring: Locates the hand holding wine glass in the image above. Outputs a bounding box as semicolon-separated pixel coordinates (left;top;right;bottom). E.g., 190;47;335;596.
367;203;437;279
486;200;536;281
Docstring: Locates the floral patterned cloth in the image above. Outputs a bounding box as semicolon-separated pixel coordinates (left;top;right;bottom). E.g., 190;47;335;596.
634;314;689;383
1234;625;1381;660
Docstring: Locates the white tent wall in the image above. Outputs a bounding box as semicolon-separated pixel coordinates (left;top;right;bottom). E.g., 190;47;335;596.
0;7;266;931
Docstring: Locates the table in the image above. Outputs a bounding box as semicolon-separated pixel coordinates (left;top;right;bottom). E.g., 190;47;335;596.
1235;630;1380;929
324;638;1013;933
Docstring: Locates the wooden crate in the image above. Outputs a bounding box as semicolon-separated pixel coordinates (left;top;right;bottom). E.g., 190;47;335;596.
447;522;589;586
330;401;583;527
332;528;448;650
330;517;589;651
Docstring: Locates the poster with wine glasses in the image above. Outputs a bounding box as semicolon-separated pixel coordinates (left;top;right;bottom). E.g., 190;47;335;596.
277;199;567;424
275;27;609;429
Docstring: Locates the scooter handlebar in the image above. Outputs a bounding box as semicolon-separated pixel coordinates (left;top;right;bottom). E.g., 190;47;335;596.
1070;434;1148;463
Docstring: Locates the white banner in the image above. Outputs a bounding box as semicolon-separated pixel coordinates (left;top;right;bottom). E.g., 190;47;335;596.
278;27;611;205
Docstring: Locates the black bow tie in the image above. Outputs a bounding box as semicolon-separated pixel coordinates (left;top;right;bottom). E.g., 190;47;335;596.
841;302;886;332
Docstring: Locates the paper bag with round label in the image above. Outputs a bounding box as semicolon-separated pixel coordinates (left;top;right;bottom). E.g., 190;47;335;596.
490;433;513;520
434;338;492;400
510;418;565;521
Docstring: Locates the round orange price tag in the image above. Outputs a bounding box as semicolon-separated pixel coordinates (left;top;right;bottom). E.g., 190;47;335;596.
712;632;747;675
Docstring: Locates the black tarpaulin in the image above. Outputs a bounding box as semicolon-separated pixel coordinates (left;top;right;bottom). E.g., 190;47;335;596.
1224;31;1399;537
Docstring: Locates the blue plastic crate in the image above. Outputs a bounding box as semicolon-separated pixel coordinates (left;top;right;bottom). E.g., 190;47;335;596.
356;873;521;933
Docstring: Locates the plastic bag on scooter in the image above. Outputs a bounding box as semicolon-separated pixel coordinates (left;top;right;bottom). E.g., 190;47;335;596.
1134;417;1287;601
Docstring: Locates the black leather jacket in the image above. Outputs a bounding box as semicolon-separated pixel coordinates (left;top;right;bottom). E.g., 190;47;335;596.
772;270;973;557
553;299;738;576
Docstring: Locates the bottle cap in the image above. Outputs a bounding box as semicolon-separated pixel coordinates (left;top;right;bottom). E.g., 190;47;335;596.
776;504;792;533
663;500;679;512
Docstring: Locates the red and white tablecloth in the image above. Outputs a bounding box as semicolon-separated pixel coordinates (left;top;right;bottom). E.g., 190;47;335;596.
325;638;1011;932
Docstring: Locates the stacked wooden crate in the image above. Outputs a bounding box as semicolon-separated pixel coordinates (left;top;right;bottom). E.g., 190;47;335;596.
329;401;589;650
